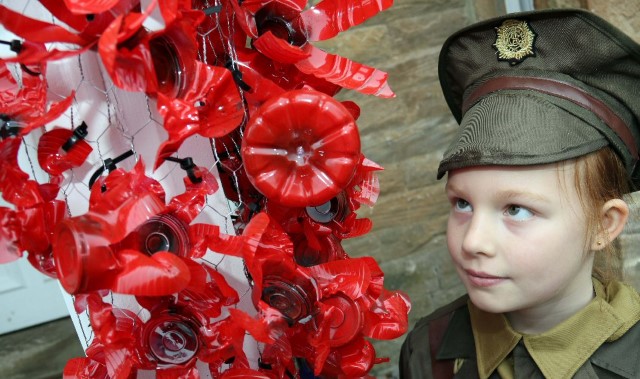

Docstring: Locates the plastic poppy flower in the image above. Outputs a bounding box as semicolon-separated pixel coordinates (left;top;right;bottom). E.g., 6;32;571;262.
63;294;190;379
37;125;93;177
0;1;158;66
138;298;246;378
262;155;382;267
0;134;68;276
154;60;244;169
0;62;74;136
233;0;395;97
53;189;183;295
241;212;317;315
64;277;247;379
39;0;141;39
234;45;342;98
288;259;409;378
267;186;371;241
97;1;202;95
240;212;410;377
264;194;353;266
53;158;222;296
241;89;361;208
0;196;66;276
4;0;185;96
0;6;95;65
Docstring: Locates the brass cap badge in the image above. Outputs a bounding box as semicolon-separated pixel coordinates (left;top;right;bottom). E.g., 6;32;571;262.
494;19;536;65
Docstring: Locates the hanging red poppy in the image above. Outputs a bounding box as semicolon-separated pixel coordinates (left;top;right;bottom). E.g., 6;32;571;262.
37;127;93;176
241;89;361;207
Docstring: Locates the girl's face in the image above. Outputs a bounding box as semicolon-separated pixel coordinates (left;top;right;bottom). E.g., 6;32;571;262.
446;163;595;319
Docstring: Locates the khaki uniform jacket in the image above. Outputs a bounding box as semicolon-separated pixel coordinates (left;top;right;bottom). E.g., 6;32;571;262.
399;281;640;379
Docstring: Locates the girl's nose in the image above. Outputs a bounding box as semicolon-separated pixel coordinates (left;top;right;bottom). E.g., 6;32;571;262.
461;213;496;257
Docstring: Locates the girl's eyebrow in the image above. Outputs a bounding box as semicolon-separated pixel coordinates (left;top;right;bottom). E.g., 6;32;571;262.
445;182;550;204
496;190;550;204
444;182;460;194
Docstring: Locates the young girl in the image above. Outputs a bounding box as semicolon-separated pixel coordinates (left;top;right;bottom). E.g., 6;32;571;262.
400;8;640;379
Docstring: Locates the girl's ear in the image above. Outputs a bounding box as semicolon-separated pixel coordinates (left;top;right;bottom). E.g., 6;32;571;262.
591;199;630;251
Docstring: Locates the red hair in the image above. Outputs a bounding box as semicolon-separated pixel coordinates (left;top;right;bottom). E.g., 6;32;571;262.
572;147;632;284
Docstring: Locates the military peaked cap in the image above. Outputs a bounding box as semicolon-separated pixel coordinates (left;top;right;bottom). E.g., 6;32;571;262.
437;8;640;190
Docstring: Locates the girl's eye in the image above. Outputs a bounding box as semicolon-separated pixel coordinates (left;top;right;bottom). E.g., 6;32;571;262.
454;199;472;212
505;205;534;220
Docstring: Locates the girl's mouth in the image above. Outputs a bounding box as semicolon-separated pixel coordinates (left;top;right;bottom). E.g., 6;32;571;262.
464;269;507;287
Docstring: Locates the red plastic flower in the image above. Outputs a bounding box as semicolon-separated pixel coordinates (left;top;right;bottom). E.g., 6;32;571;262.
0;135;67;276
263;155;383;267
241;89;361;208
37;126;93;177
239;212;410;377
39;0;141;40
154;61;243;168
53;158;224;296
0;5;95;65
0;199;66;275
234;0;395;97
0;62;74;136
64;290;246;379
97;1;201;95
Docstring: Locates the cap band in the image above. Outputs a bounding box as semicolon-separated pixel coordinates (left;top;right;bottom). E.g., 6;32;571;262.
462;76;639;160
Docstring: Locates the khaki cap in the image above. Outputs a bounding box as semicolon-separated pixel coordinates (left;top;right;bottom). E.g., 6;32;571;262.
437;8;640;190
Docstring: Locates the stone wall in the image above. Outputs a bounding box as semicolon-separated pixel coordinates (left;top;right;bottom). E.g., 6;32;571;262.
319;0;640;377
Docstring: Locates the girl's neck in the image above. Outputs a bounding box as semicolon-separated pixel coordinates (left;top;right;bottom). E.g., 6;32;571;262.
505;277;595;335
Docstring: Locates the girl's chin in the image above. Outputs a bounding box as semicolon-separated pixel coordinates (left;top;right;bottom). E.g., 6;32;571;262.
466;291;516;314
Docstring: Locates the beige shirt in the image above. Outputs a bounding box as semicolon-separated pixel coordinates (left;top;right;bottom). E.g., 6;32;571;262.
469;279;640;379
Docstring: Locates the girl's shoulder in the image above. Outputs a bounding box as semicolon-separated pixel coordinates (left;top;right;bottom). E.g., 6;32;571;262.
400;295;474;379
588;319;640;377
406;294;470;343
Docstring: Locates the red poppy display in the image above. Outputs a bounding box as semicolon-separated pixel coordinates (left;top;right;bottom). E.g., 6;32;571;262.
0;0;409;377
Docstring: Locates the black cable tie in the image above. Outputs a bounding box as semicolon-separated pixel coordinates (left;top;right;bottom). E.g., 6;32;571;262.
0;39;22;54
62;122;89;152
1;39;41;76
88;150;135;189
224;59;251;92
258;359;272;370
0;116;21;139
165;156;203;184
111;150;134;167
20;64;41;77
104;158;116;172
203;5;222;15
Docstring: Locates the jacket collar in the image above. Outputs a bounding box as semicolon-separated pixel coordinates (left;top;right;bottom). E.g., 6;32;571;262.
436;280;640;379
